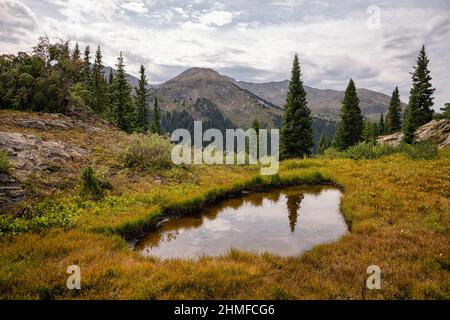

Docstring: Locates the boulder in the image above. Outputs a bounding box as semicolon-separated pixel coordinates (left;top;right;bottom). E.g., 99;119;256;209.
378;118;450;148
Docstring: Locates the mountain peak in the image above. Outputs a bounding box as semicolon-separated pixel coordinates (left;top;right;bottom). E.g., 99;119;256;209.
168;67;223;83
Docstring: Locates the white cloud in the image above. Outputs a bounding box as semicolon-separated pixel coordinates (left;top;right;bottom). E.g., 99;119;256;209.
121;1;148;15
197;10;234;26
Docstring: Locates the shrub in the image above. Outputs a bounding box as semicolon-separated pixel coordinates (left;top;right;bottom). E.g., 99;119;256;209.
80;167;110;199
121;134;173;172
322;147;344;159
0;149;13;174
343;142;400;160
402;142;438;160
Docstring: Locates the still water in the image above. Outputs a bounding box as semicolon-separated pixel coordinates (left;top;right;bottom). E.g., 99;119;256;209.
135;186;347;259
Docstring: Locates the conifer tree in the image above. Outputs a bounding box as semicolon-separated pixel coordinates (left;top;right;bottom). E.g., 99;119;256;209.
317;132;328;154
441;103;450;119
150;97;162;135
332;79;363;150
251;118;261;158
378;113;385;135
386;86;402;132
402;89;421;144
72;43;80;61
82;46;92;86
111;52;134;133
362;119;374;143
134;65;149;132
411;45;435;126
91;46;107;114
280;54;313;159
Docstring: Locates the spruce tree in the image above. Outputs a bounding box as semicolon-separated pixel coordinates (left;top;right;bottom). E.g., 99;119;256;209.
333;79;363;150
441;103;450;119
82;46;92;86
378;113;385;135
91;46;107;114
280;54;313;159
251;118;261;158
72;43;80;61
386;86;402;132
134;65;149;132
317;132;328;154
362;119;374;143
112;52;134;133
411;45;435;126
150;97;162;135
402;89;421;144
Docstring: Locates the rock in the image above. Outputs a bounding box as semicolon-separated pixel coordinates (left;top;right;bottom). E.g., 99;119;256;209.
0;131;90;181
378;118;450;148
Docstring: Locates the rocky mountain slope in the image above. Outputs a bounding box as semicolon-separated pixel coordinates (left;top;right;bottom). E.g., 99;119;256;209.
237;80;407;121
152;67;282;128
377;118;450;148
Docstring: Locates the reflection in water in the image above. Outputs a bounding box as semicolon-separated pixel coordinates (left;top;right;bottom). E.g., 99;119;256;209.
134;186;348;259
286;194;303;232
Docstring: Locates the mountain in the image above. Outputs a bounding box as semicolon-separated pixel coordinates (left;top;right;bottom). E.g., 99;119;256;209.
237;80;407;121
152;67;281;128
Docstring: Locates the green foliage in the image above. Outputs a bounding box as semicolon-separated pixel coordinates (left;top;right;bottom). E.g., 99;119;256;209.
0;199;82;236
333;79;363;150
91;46;108;115
343;142;399;160
0;149;13;174
403;46;435;144
280;54;313;159
378;113;385;135
441;103;450;119
121;134;173;172
402;142;438;160
80;167;110;199
362;119;378;143
411;45;435;126
150;97;162;135
111;52;135;133
386;86;402;132
317;132;329;155
134;65;149;132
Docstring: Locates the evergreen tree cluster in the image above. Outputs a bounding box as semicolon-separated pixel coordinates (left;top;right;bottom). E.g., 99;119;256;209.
0;37;162;135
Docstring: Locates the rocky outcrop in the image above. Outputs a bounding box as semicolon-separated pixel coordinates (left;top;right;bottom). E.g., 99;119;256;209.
378;119;450;148
0;132;89;181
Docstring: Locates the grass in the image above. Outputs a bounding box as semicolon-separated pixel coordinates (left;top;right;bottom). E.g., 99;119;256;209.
0;110;449;299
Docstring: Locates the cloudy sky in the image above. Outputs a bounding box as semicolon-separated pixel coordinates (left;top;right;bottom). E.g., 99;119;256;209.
1;0;449;109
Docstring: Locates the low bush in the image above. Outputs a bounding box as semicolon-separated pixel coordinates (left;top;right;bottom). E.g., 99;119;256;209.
121;134;173;172
402;142;439;160
343;142;400;160
80;166;111;199
0;149;13;174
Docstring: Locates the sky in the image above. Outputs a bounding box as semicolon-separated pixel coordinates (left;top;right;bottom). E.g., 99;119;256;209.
0;0;449;110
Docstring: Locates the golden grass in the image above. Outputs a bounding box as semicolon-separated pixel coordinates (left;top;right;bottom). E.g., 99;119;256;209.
0;110;449;299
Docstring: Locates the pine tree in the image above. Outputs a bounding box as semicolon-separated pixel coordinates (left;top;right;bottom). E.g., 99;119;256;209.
251;118;261;158
362;119;374;143
82;46;92;86
402;88;421;144
386;86;402;132
72;43;80;61
280;54;313;159
411;45;435;126
134;65;149;132
440;103;450;119
150;97;162;134
333;79;363;150
317;132;328;154
111;52;134;133
91;46;107;114
378;113;385;135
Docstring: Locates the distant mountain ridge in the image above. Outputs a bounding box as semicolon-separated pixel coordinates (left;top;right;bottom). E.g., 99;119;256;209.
237;80;407;121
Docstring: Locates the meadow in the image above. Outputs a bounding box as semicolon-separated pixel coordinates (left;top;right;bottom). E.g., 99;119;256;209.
0;134;448;299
